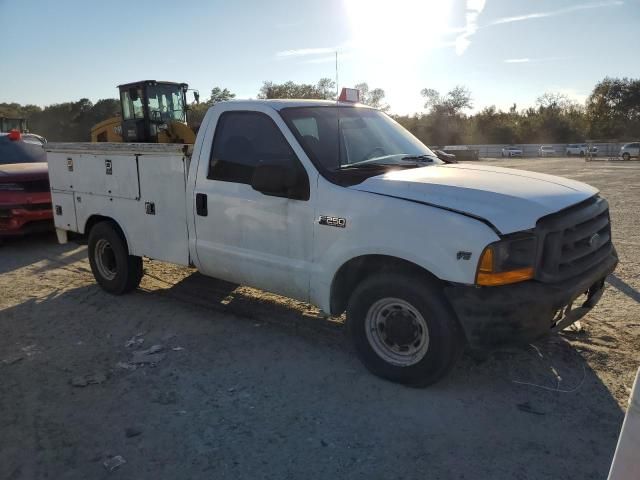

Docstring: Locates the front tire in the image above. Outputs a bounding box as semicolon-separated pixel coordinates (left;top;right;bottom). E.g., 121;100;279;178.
88;221;143;294
347;274;463;387
623;153;630;161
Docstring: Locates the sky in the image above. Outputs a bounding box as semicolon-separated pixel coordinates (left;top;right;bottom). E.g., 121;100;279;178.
1;0;639;115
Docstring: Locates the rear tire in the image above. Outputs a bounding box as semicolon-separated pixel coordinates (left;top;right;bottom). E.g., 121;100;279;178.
347;273;464;387
88;221;143;295
623;153;630;161
579;151;585;157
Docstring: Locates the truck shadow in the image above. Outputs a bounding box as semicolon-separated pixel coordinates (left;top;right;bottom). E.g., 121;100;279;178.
0;276;625;479
607;273;640;304
0;232;87;276
147;270;345;340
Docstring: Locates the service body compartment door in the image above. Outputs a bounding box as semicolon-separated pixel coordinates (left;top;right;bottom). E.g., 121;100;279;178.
51;192;77;231
48;152;140;200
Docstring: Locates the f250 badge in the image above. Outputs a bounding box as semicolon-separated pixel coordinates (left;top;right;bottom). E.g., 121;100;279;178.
319;215;347;228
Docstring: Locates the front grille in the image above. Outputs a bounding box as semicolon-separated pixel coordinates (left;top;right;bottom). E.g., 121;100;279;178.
536;196;613;282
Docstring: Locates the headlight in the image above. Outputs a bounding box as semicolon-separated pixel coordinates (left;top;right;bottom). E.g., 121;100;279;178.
476;235;537;286
0;183;25;191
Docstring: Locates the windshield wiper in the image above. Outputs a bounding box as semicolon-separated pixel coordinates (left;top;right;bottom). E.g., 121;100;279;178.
335;153;438;171
335;163;395;171
401;154;437;162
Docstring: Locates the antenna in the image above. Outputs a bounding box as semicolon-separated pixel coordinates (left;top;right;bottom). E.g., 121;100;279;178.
335;51;339;99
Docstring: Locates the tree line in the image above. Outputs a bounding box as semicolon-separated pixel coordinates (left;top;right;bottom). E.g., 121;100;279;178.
1;77;638;144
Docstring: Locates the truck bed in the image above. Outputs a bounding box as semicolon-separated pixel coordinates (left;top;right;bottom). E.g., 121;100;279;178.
46;143;192;266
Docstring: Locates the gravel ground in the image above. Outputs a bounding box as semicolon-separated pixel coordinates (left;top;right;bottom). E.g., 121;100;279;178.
1;157;638;479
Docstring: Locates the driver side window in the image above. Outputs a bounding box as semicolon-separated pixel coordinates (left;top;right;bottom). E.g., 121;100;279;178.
208;111;309;198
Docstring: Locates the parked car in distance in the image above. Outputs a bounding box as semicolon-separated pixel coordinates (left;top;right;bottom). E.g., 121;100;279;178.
539;145;556;157
620;142;640;161
432;149;458;164
566;144;598;157
441;145;479;161
0;130;52;238
501;146;523;158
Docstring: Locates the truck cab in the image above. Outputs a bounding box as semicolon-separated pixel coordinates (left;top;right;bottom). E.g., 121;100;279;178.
46;95;618;386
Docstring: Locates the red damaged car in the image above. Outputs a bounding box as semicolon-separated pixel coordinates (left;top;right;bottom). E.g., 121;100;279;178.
0;130;53;238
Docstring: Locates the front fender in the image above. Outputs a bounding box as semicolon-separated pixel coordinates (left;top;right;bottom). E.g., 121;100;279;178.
309;183;500;312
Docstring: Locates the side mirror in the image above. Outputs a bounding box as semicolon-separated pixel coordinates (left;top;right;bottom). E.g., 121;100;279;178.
250;162;298;198
193;91;200;104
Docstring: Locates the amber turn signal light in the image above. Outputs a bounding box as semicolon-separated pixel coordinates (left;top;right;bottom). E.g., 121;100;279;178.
476;247;535;286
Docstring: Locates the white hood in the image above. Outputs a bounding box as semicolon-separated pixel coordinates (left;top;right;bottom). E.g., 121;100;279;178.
350;164;598;234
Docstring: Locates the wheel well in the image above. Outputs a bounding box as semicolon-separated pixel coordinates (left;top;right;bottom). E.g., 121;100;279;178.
84;215;113;235
329;255;440;315
84;215;127;243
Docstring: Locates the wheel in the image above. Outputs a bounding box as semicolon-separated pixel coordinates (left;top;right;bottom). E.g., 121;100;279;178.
88;221;143;294
566;151;571;157
347;273;464;387
579;151;585;157
623;153;630;161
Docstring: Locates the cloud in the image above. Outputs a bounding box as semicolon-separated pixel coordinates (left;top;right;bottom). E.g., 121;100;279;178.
491;0;624;26
504;56;578;64
455;0;487;56
276;47;338;58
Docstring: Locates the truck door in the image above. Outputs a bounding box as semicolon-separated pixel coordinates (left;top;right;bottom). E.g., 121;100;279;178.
192;109;314;302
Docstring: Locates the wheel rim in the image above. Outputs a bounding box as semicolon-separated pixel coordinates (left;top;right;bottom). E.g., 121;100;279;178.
365;298;430;367
95;239;117;281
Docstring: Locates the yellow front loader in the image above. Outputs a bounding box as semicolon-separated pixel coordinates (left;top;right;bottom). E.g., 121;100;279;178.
91;80;197;144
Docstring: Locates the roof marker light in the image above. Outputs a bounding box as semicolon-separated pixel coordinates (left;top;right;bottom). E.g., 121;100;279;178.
7;129;21;141
339;88;360;103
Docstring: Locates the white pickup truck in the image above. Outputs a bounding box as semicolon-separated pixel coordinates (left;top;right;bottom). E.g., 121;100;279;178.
46;96;618;386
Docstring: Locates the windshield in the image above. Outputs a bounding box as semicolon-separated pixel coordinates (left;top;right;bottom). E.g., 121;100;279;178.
147;84;186;123
280;107;440;172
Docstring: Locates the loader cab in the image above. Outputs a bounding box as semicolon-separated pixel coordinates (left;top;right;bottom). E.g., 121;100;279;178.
1;117;28;133
118;80;189;143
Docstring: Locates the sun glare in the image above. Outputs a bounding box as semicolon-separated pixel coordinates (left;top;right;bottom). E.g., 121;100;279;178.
342;0;454;114
344;0;453;56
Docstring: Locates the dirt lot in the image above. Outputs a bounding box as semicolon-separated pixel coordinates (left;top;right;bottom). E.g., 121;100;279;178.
1;157;638;479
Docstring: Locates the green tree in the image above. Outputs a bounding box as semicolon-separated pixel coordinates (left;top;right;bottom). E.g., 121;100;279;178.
207;87;236;105
188;86;236;130
354;82;389;111
421;86;472;115
586;77;640;139
258;78;336;100
317;78;337;100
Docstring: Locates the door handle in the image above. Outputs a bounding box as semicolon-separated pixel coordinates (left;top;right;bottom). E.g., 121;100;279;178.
195;193;208;216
